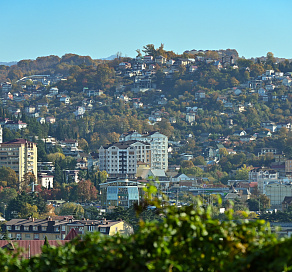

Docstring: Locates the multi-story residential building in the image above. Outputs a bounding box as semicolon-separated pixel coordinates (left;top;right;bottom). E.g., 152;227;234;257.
249;168;279;194
119;131;168;171
100;178;145;212
99;141;150;178
186;112;196;123
0;139;37;186
1;82;12;93
2;217;133;240
265;182;292;207
285;160;292;174
2;120;27;131
0;125;2;143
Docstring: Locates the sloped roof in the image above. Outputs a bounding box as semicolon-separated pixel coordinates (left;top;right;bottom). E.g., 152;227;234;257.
64;228;78;240
0;240;67;259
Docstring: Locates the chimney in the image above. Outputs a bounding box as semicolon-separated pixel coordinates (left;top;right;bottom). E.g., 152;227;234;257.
32;218;35;222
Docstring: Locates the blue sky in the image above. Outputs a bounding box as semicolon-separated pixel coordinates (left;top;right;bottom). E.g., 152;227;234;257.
0;0;291;62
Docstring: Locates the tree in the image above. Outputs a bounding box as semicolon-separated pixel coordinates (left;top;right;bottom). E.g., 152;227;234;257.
181;160;194;168
0;167;19;189
58;202;84;219
76;180;97;202
18;203;39;218
234;164;251;180
219;148;228;158
47;152;65;163
266;52;275;64
192;156;206;166
6;191;46;219
142;44;157;57
5;197;292;271
0;188;17;204
54;160;63;185
44;236;50;247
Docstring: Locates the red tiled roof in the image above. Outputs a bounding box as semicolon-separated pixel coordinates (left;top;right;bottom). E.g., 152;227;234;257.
0;240;67;258
64;228;78;240
249;182;258;188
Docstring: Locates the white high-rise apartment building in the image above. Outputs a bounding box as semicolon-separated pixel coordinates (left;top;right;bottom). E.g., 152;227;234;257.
99;141;151;178
119;131;168;171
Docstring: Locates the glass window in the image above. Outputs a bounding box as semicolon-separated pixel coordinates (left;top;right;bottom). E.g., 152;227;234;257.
34;234;39;239
24;226;29;231
15;226;20;230
100;227;106;233
33;226;38;231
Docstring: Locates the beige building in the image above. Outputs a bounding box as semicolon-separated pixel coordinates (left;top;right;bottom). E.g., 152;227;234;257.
3;217;133;240
0;139;37;187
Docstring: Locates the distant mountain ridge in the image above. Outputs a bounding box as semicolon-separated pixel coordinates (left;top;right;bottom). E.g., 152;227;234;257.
100;54;119;61
0;61;17;66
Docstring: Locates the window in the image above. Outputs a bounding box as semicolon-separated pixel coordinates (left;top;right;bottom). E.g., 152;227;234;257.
100;227;106;233
55;235;60;239
7;226;11;230
15;226;20;230
24;226;29;231
88;226;94;232
62;225;66;231
34;234;39;239
8;233;12;239
25;234;31;238
16;234;21;240
42;227;47;231
33;226;38;231
54;227;59;232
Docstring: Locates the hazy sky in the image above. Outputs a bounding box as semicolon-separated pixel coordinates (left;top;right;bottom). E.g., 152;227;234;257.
0;0;291;62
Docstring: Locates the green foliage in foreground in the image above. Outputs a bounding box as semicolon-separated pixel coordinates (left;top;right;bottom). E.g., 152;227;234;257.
1;202;292;271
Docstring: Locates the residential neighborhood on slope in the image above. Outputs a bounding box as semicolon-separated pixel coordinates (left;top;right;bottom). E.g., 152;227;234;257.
2;47;292;242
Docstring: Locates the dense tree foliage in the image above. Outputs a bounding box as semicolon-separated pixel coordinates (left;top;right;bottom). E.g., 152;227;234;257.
0;199;292;271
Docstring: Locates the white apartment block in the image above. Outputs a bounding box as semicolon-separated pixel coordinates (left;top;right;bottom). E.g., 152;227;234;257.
249;168;278;194
99;141;151;178
0;125;2;143
119;131;168;171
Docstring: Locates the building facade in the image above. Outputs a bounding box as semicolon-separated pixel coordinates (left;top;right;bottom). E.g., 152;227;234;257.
265;182;292;207
100;179;145;212
99;141;150;178
2;217;133;240
249;168;278;194
119;131;168;171
0;139;37;186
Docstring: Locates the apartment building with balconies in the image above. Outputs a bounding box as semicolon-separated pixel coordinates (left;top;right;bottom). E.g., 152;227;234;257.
99;141;150;178
0;139;37;186
119;131;168;171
